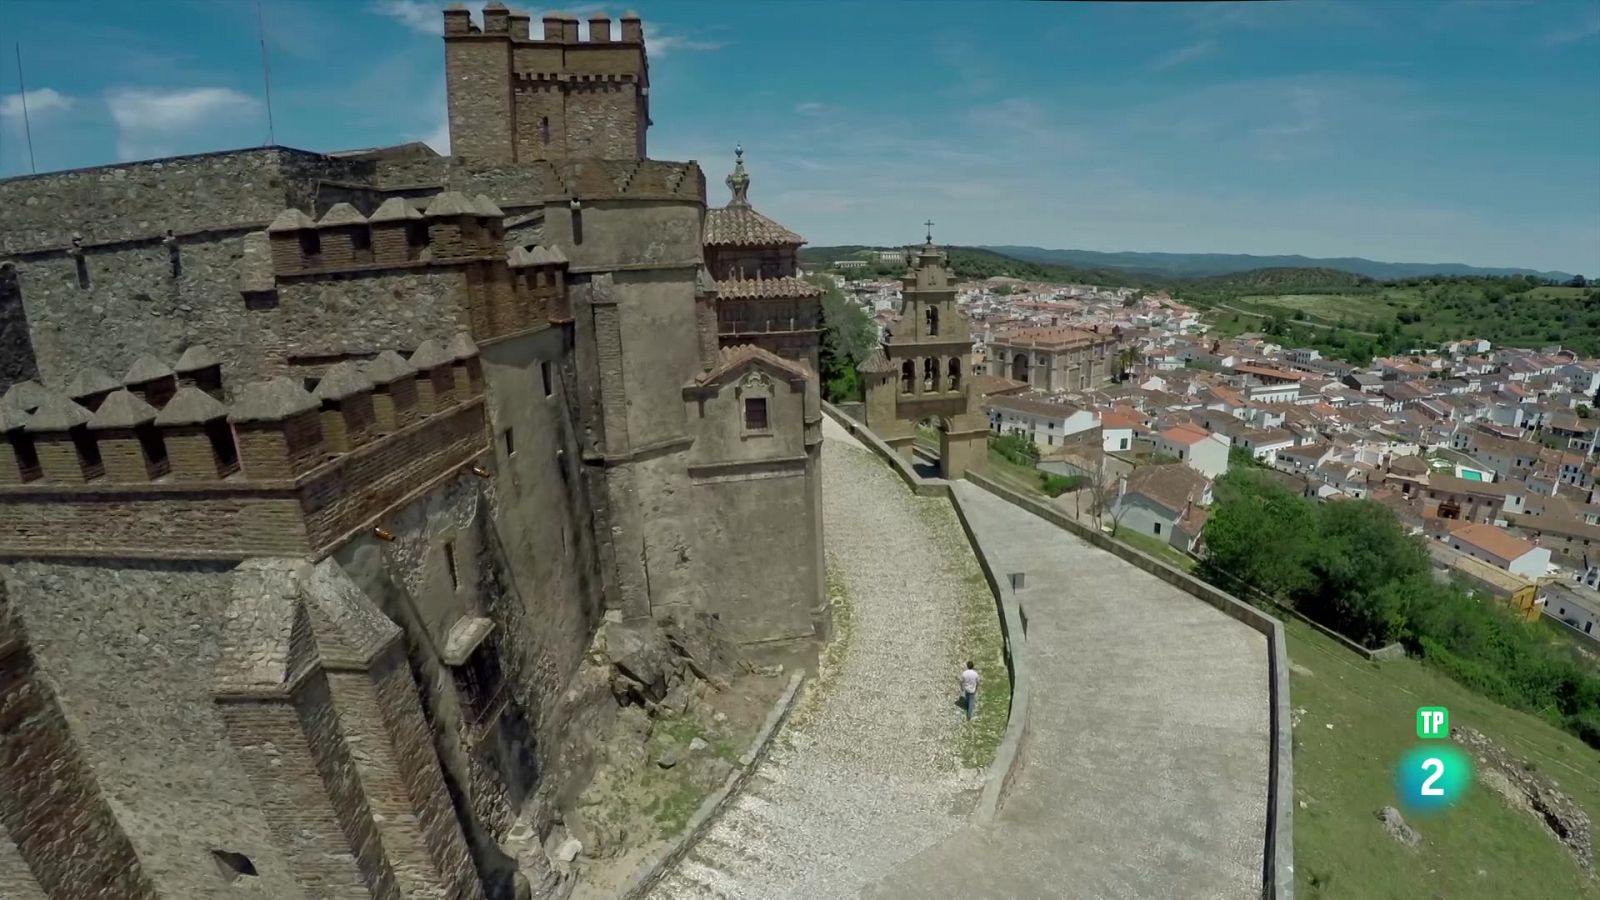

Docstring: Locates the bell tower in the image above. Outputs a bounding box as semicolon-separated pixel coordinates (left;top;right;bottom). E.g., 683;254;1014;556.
860;230;988;479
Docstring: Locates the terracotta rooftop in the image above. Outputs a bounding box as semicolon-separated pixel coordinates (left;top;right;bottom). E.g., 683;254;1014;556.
1448;522;1538;562
986;393;1087;419
704;206;804;247
1234;364;1303;382
713;274;822;300
1158;422;1213;446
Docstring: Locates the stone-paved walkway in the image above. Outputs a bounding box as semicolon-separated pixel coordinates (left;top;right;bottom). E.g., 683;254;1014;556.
647;418;979;899
867;481;1269;900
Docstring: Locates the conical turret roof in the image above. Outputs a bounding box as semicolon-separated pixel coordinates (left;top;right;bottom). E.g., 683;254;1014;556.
266;208;317;233
312;361;373;401
409;339;451;370
88;389;158;430
124;354;175;385
1;379;48;413
229;377;320;423
65;366;120;399
363;350;416;385
317;203;367;227
174;344;219;373
155;385;228;425
25;392;93;432
369;197;423;222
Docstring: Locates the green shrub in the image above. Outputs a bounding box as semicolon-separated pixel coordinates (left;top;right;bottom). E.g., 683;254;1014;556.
1038;472;1085;497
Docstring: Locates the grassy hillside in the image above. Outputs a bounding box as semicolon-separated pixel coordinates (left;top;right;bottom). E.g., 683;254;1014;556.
1290;615;1600;899
801;244;1143;287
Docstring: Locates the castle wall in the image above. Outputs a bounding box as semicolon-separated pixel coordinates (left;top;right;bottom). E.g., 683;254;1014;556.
447;39;516;165
1;560;303;898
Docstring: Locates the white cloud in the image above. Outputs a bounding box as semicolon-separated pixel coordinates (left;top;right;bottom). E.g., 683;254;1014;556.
371;0;439;35
0;88;73;121
106;87;260;160
1151;38;1217;71
649;31;726;58
795;101;830;116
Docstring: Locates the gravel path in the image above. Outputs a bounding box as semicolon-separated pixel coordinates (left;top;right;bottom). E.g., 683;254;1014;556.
647;418;979;899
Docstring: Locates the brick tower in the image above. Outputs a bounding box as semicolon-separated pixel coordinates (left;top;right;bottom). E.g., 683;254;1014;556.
444;4;649;164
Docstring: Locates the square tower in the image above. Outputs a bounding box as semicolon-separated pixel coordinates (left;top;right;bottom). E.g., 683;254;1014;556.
444;4;650;164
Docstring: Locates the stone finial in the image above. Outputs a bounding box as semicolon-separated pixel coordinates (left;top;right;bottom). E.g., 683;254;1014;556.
155;386;228;425
0;402;29;434
24;392;93;432
544;244;568;264
88;389;159;430
446;332;480;361
526;245;553;265
472;194;505;218
696;266;717;295
174;344;220;374
229;377;320;423
507;246;533;267
123;354;176;385
424;192;477;217
1;379;48;413
726;144;750;207
363;350;417;385
317;203;368;227
409;339;452;370
266;208;316;233
65;366;120;400
312;362;373;401
369;197;423;222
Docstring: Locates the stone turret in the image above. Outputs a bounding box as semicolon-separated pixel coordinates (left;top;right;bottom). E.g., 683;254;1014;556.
175;344;223;399
155;386;237;481
312;362;376;453
25;392;99;482
316;203;371;267
124;355;178;408
0;403;38;484
229;377;326;479
1;379;47;414
446;332;483;398
64;366;120;412
267;208;318;272
363;350;420;433
409;340;456;415
425;192;481;259
88;389;166;482
369;197;424;264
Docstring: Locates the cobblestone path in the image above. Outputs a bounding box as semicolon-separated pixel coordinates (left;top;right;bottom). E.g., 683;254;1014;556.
647;418;978;899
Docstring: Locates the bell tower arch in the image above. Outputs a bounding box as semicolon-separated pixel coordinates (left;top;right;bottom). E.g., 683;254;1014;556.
859;234;987;479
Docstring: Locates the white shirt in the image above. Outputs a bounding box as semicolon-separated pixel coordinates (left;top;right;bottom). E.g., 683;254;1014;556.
960;668;980;695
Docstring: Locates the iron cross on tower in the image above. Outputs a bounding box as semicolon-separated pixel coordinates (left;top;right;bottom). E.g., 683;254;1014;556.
924;219;935;243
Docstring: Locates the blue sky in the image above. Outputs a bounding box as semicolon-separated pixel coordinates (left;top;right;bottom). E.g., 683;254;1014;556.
1;1;1597;274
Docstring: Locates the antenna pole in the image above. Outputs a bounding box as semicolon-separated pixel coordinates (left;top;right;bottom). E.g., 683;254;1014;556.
15;44;35;173
256;0;276;146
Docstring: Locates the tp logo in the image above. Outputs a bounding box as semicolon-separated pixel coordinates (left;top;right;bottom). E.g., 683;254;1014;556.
1398;707;1470;813
1416;706;1449;739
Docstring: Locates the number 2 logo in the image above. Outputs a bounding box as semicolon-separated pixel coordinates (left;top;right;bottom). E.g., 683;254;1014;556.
1421;757;1445;796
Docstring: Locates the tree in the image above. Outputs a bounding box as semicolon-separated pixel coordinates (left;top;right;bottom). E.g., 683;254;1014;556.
807;274;875;403
1199;469;1318;600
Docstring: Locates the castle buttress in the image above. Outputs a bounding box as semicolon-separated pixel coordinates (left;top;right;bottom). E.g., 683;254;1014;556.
0;5;824;898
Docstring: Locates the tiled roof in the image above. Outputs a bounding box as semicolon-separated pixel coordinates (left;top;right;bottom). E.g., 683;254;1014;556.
857;347;896;374
1449;522;1538;562
696;343;810;385
991;326;1111;350
713;274;821;300
1125;463;1210;515
703;205;805;247
1158;422;1213;446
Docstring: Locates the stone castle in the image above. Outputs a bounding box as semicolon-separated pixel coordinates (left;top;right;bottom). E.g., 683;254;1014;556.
0;5;829;898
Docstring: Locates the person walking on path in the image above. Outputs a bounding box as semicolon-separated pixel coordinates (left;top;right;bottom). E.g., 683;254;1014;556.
960;660;981;721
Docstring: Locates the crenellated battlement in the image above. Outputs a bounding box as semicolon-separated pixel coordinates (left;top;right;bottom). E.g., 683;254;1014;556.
0;336;491;559
445;4;649;164
265;192;506;275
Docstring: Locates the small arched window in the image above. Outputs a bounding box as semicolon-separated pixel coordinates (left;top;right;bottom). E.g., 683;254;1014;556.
947;358;961;392
925;305;939;336
900;359;915;394
923;358;937;392
540;116;551;145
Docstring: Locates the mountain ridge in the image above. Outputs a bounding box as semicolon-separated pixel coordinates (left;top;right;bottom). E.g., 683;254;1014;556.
980;245;1576;281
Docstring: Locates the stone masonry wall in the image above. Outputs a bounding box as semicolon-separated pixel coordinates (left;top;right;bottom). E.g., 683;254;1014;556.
2;561;303;898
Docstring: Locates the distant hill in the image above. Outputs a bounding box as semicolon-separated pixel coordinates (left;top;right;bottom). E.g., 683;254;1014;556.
1195;266;1374;291
981;245;1575;282
800;245;1147;287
